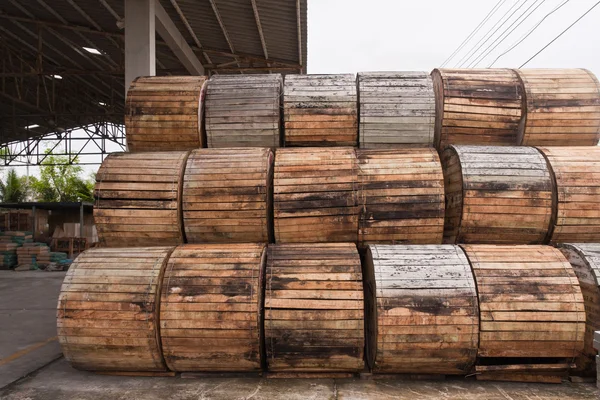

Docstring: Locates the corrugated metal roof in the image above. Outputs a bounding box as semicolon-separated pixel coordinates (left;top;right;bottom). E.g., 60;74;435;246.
0;0;307;144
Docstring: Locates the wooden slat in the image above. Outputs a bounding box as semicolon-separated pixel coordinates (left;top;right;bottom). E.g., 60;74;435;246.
517;69;600;146
125;76;207;152
264;243;364;372
431;69;523;149
364;244;478;374
182;148;273;243
463;244;585;381
357;148;444;246
442;145;553;244
57;247;173;372
559;243;600;376
94;151;188;247
284;74;357;146
358;71;435;148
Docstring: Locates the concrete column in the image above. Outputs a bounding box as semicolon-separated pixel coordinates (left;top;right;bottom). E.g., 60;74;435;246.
124;0;156;94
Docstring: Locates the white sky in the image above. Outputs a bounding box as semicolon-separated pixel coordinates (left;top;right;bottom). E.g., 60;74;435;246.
4;0;600;179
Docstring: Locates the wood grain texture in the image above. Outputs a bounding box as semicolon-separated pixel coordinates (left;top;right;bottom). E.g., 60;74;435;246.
125;76;207;152
357;148;444;246
94;151;188;247
431;69;523;149
264;243;364;372
358;72;435;148
205;74;282;148
182;148;273;243
559;243;600;376
57;247;173;372
538;146;600;243
364;244;478;374
274;147;358;243
442;145;553;244
160;244;266;372
516;69;600;146
284;74;357;146
463;244;585;382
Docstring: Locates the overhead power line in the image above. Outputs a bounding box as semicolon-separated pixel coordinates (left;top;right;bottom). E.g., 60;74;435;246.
489;0;570;67
520;0;600;67
440;0;506;68
455;0;524;68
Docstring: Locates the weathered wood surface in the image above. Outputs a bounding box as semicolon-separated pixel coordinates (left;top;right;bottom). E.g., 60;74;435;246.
516;69;600;146
182;148;273;243
125;76;208;152
57;247;173;372
274;147;358;243
559;243;600;376
284;74;357;146
358;72;435;148
538;146;600;243
442;145;553;244
431;69;523;149
94;151;188;247
357;148;444;246
463;244;585;382
363;244;478;374
160;244;266;372
264;243;364;372
205;74;282;148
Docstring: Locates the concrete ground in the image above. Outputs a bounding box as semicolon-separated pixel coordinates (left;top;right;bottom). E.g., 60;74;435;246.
1;270;600;399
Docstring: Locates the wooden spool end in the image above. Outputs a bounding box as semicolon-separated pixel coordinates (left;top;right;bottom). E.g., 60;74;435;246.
160;243;266;372
182;148;274;243
441;145;553;244
274;147;358;243
357;71;435;148
462;244;586;382
357;148;444;246
537;146;600;244
205;74;282;148
57;246;174;372
284;74;357;146
125;76;208;152
431;68;523;150
264;243;364;372
516;69;600;146
559;243;600;376
363;244;478;374
94;151;189;247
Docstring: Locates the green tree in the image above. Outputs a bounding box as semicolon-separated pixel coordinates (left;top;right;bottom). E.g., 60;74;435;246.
31;152;95;202
0;169;26;203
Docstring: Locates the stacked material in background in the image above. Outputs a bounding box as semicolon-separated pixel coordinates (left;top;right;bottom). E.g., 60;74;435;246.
0;231;33;269
16;242;50;270
37;251;70;271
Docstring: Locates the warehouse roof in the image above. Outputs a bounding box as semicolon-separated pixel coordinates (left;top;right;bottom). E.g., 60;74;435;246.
0;0;308;144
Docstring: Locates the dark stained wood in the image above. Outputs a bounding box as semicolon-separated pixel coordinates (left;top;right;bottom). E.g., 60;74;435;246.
57;247;174;372
273;147;358;243
431;69;523;149
559;243;600;376
205;74;282;148
284;74;357;146
125;76;208;152
160;244;266;372
537;146;600;243
94;151;188;247
463;244;586;382
264;243;364;372
442;145;553;244
182;148;273;243
358;72;435;148
357;148;444;246
516;69;600;146
364;244;478;374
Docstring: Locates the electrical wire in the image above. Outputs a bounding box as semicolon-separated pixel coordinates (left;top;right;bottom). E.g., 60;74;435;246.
440;0;506;68
489;0;570;67
520;0;600;67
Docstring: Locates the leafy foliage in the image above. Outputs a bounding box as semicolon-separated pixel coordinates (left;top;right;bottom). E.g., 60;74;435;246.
0;169;27;203
31;152;94;202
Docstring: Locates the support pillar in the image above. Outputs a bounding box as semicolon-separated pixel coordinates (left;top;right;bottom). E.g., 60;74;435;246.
124;0;156;94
